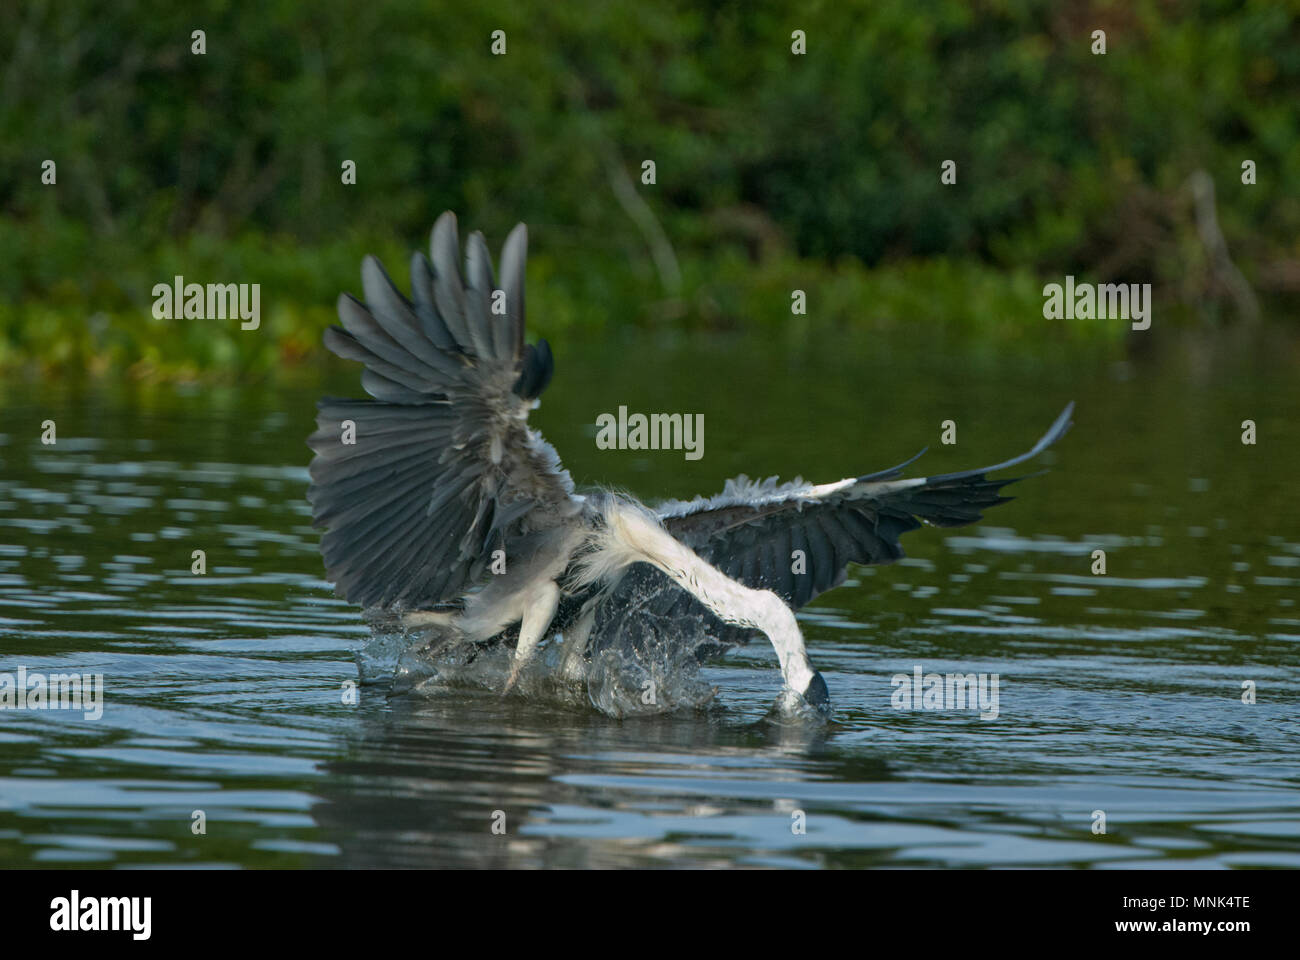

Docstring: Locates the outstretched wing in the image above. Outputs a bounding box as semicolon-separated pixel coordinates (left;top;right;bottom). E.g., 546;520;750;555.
308;212;580;609
657;403;1074;610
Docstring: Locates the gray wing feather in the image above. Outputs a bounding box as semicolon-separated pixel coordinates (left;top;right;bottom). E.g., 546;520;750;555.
337;293;432;380
430;213;487;360
659;404;1073;611
499;223;527;359
360;368;428;404
324;326;432;393
309;214;576;610
464;231;513;365
409;251;460;352
361;256;461;374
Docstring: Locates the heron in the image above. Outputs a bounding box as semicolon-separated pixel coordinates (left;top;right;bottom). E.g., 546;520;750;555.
308;213;1073;712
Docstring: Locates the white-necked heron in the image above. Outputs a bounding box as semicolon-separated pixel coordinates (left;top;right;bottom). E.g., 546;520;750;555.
308;213;1073;711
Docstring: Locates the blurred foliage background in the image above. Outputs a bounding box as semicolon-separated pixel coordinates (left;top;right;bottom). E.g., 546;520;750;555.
0;0;1296;381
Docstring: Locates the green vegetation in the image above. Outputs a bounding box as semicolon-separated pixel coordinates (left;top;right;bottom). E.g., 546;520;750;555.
1;1;1296;380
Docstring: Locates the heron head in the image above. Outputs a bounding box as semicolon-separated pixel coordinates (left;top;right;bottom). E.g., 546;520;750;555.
803;670;830;709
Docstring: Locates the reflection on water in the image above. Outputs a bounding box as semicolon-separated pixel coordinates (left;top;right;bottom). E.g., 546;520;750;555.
1;325;1298;868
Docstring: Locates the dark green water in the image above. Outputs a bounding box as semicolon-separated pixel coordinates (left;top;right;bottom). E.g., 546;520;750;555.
1;324;1298;868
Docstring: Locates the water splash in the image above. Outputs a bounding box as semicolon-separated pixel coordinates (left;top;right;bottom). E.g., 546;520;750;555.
356;621;722;717
584;633;718;718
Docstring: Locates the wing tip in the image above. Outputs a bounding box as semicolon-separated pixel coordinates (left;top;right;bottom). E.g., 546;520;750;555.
926;402;1075;484
856;446;929;483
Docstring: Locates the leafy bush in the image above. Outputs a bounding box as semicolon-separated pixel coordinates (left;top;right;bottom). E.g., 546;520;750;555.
1;0;1294;377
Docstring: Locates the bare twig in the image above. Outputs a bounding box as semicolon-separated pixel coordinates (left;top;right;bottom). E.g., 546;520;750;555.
1187;169;1259;323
